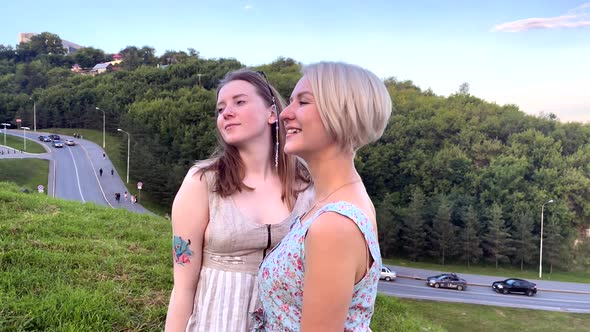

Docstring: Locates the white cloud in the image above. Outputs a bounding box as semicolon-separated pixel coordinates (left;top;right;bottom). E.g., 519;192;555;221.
243;4;253;11
493;3;590;32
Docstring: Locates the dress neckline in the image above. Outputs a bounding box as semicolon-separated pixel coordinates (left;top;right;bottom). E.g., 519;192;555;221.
228;195;298;227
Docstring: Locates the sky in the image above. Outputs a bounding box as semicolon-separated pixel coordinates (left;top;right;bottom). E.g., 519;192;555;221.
2;0;589;123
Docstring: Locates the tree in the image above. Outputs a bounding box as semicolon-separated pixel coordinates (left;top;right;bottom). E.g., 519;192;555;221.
0;44;16;61
429;195;455;265
482;203;512;268
70;47;109;68
376;192;403;258
460;206;482;267
544;219;565;274
17;32;65;61
511;210;536;271
458;82;470;95
402;188;427;261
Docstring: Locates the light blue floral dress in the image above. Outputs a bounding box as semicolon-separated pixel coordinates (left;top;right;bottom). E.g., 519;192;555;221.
255;201;382;331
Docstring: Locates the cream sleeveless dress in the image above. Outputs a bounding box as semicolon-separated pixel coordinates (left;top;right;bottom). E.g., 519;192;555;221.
185;169;313;332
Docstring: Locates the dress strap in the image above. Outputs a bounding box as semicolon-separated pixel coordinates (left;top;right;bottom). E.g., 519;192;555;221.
304;201;382;267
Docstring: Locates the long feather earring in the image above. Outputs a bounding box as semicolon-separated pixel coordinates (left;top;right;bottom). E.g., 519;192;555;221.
274;104;279;170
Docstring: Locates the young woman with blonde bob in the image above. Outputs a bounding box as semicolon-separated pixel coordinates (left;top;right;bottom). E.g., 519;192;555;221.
256;62;392;331
165;69;312;332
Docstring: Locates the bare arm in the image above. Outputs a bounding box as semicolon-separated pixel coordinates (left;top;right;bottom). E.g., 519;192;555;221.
165;169;210;332
300;213;369;331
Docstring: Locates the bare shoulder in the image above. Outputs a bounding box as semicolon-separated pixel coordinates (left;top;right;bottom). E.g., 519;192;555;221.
306;211;365;243
180;166;209;193
172;166;210;222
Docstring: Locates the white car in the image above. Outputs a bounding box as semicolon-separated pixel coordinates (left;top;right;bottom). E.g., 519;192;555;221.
380;266;397;281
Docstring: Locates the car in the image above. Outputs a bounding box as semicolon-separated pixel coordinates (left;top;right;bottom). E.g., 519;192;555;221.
48;134;60;141
380;266;397;281
492;278;537;296
52;140;64;148
64;139;75;146
38;135;51;142
426;273;467;291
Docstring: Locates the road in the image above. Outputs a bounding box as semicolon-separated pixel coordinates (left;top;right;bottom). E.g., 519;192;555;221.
379;265;590;313
1;129;153;215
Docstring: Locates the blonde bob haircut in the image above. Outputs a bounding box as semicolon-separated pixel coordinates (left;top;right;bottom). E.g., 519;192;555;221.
302;61;392;152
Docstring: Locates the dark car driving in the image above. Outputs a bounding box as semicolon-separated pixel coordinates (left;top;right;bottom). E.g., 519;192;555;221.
426;273;467;291
492;278;537;296
48;134;60;141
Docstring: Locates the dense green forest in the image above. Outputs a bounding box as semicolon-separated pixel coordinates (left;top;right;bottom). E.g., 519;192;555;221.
1;32;589;271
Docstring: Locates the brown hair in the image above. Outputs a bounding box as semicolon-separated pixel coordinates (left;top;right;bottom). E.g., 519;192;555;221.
197;68;311;209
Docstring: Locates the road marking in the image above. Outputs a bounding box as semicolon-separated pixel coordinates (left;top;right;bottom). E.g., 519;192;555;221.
67;146;86;203
385;293;580;312
52;159;57;198
77;141;113;208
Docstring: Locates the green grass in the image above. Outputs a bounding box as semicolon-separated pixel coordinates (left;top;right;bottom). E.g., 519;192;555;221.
45;128;170;216
1;133;46;153
0;159;49;193
371;295;444;332
383;257;590;284
399;298;590;332
0;182;171;331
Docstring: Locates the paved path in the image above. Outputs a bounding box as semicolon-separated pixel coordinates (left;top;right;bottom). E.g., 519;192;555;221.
1;130;154;215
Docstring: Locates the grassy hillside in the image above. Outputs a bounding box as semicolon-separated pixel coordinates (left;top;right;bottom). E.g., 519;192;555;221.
0;182;444;331
0;182;171;331
3;182;585;332
0;159;49;193
1;134;46;153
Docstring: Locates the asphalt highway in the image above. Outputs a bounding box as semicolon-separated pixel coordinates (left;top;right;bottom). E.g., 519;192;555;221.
379;265;590;313
1;129;153;214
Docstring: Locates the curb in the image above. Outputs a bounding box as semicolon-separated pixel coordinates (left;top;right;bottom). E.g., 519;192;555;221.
397;275;590;295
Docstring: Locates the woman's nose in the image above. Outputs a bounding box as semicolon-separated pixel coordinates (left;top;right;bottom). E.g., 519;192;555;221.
280;103;293;121
222;106;235;118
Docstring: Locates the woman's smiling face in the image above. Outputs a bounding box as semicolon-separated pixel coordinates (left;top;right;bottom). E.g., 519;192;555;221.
280;76;334;158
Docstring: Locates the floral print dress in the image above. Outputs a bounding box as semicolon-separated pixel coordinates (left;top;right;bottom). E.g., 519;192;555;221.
256;201;382;331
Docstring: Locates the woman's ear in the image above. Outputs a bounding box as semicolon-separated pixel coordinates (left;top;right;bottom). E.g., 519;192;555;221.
267;104;278;124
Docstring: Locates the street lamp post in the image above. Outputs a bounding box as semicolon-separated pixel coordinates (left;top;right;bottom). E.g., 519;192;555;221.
22;126;30;152
96;107;106;148
539;199;554;279
30;97;37;132
1;123;11;146
117;128;130;184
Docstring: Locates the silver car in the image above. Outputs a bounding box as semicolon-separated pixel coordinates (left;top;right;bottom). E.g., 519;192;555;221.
380;266;397;281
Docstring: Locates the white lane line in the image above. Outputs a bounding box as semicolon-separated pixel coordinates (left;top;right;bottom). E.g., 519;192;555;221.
67;146;86;203
386;282;590;304
77;141;113;208
52;159;57;198
387;293;577;312
50;145;56;198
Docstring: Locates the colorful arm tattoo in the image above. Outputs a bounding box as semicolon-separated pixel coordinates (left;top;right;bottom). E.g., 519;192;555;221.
173;235;193;266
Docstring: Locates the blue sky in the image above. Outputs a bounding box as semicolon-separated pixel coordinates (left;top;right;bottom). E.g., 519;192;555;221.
2;0;589;122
